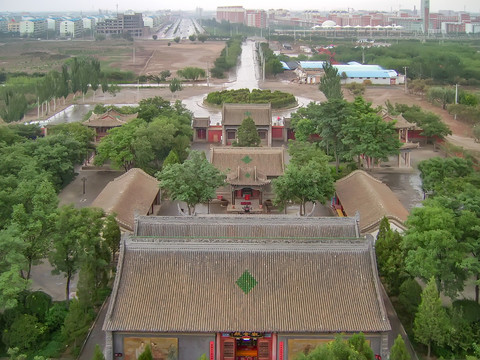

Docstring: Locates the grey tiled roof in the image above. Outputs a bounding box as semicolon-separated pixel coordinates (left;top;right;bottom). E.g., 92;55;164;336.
91;168;159;231
133;215;360;239
104;238;390;333
222;103;272;126
335;170;409;233
210;147;285;178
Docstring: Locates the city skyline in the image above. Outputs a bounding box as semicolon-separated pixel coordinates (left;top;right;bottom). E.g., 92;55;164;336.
3;0;479;14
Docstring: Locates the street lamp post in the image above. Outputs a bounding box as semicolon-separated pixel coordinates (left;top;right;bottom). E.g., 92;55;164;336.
81;177;87;195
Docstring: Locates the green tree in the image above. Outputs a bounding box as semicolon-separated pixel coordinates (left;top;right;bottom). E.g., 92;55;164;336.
89;57;101;101
197;34;208;42
295;334;374;360
398;278;422;327
160;70;172;81
375;220;406;295
11;179;58;280
177;67;205;82
348;332;374;360
290;102;323;142
399;105;451;149
0;226;28;309
287;141;331;167
319;61;343;100
390;335;410;360
25;290;52;323
2;314;43;352
0;88;28;122
157;151;225;215
418;114;451;150
102;214;121;268
163;149;181;168
28;133;90;190
138;344;153;360
265;58;284;77
94;119;144;172
92;344;105;360
403;204;468;298
169;78;183;98
273;159;335;216
414;277;449;358
417;157;473;195
75;208;110;308
318;99;352;172
47;122;95;152
7;347;27;360
234;117;261;147
49;205;94;305
427;87;455;109
343;97;401;169
189;34;197;42
62;298;94;349
174;36;180;43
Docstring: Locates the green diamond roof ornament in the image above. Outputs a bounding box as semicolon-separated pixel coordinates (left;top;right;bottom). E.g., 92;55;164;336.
245;173;251;178
245;111;252;117
241;155;252;164
236;270;257;294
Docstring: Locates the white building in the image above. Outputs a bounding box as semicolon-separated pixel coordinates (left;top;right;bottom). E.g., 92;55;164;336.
59;18;83;38
19;19;47;37
465;23;480;34
82;17;96;30
142;16;154;28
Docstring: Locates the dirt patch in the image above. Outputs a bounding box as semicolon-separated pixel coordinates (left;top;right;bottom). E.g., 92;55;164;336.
113;39;225;77
0;38;224;76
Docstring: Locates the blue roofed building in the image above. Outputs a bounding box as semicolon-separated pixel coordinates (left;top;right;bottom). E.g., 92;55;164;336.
295;60;399;85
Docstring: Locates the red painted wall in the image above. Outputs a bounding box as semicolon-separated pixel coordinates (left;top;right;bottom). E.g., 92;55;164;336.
208;127;222;143
272;126;283;139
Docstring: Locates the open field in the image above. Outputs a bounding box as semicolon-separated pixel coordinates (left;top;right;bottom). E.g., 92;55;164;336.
0;38;225;78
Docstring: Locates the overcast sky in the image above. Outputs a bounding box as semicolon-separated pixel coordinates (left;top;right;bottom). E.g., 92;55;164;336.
4;0;480;14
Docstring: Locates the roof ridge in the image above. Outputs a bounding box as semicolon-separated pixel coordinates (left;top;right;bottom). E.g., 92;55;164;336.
337;169;384;185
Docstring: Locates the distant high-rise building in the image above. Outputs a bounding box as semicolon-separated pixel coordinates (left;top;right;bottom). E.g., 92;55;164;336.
216;6;245;24
96;12;145;37
245;9;267;28
421;0;430;33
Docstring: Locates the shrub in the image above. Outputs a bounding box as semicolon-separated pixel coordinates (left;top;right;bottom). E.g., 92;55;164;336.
2;314;44;352
205;89;296;109
25;291;52;323
45;303;68;332
398;278;422;317
345;82;366;96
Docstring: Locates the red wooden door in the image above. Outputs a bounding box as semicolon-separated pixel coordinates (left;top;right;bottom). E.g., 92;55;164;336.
258;338;272;360
221;338;235;360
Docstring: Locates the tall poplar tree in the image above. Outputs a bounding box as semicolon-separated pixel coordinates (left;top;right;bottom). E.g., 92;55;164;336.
414;277;449;358
319;61;343;100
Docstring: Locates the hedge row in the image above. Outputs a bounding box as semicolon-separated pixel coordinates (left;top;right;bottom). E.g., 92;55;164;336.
205;88;297;109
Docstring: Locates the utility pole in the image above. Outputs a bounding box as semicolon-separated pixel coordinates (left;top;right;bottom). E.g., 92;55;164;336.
81;177;87;195
207;61;210;87
454;83;459;120
133;47;135;64
263;57;265;81
404;66;408;94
